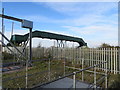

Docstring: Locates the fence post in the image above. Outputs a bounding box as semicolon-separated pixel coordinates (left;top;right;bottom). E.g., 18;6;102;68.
82;58;84;81
105;61;108;88
109;48;110;73
94;65;96;89
73;72;76;89
75;49;78;64
116;48;118;74
99;48;101;70
64;54;65;76
91;48;94;66
102;48;104;71
104;48;105;71
114;48;116;74
90;48;92;66
119;48;120;74
80;48;81;64
48;58;51;81
111;48;113;73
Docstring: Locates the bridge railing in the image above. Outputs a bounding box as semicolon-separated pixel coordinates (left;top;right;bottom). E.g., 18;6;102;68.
33;61;108;89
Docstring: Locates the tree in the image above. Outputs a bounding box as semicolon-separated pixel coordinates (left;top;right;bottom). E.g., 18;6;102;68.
99;43;111;48
99;43;120;48
2;51;14;60
37;42;42;48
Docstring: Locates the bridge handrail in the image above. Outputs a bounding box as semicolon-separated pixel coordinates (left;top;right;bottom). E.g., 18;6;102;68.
32;61;107;88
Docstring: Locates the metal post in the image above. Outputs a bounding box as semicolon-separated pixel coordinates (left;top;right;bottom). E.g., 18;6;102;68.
109;48;110;72
73;72;76;89
103;48;104;70
102;48;104;71
1;8;4;89
82;58;84;81
119;48;120;74
1;8;4;61
64;54;65;76
94;66;96;89
114;48;116;74
90;48;91;66
111;48;113;73
105;61;107;88
29;28;32;66
26;28;32;88
2;8;4;48
57;40;59;60
76;48;78;64
26;58;28;88
80;48;81;64
92;48;94;67
11;22;14;37
64;41;66;76
48;58;51;81
98;48;100;70
78;48;80;64
72;43;74;65
116;48;118;74
71;46;73;65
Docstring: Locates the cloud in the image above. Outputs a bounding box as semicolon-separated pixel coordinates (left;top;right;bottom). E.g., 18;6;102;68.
62;24;118;47
42;2;117;16
64;24;117;34
63;25;117;38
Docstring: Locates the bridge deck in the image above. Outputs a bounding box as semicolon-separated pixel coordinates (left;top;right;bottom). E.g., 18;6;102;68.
35;77;93;89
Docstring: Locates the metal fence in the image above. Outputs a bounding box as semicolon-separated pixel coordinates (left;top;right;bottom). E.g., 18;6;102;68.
3;46;120;75
52;47;119;74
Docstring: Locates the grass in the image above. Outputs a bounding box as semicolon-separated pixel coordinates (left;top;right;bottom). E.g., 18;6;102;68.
3;59;119;88
3;59;64;88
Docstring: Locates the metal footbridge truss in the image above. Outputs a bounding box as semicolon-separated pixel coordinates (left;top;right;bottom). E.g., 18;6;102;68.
9;30;87;47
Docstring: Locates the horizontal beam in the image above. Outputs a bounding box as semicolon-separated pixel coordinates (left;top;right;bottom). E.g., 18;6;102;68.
0;14;23;22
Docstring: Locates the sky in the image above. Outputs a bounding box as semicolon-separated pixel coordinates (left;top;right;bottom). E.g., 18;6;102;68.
1;2;118;47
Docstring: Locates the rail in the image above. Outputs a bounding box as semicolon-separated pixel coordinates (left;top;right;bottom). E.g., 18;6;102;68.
32;61;107;89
